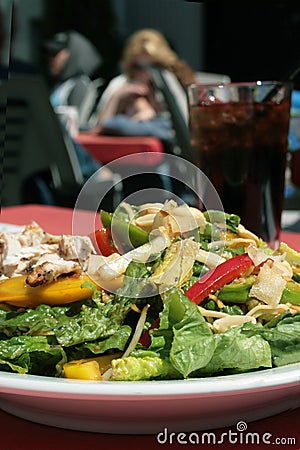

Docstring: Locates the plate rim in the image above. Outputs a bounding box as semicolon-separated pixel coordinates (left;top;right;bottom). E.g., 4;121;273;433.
0;362;299;399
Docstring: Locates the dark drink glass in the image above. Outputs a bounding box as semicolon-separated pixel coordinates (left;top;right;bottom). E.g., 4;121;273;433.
187;81;293;247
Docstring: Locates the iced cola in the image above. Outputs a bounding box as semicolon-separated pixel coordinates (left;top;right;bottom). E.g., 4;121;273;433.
188;82;292;245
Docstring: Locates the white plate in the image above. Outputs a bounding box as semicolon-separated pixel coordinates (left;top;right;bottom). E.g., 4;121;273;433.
0;363;299;434
0;223;25;233
0;222;299;433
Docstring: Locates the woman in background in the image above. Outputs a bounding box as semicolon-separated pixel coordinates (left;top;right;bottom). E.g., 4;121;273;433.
92;28;196;142
89;28;197;202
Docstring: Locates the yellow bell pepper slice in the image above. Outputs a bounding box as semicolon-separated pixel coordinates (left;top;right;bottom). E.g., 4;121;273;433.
0;274;98;308
63;360;102;381
63;352;122;381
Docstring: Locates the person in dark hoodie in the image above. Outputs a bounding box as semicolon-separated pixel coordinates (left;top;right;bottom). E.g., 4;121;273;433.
43;30;102;112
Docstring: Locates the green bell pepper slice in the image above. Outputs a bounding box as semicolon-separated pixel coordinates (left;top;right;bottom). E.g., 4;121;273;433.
280;280;300;305
100;210;149;249
218;275;300;306
217;275;257;303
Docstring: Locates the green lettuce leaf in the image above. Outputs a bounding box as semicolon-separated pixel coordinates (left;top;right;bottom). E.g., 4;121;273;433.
195;325;272;375
0;295;135;375
170;300;215;377
0;296;133;347
76;325;132;357
150;288;215;377
111;355;180;381
0;335;66;376
242;313;300;367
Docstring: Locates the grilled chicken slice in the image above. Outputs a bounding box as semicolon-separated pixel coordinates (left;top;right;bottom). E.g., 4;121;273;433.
0;234;59;278
1;222;95;284
26;254;82;287
59;235;96;268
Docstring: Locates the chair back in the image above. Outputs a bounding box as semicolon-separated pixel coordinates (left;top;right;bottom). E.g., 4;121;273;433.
149;67;191;160
78;77;105;127
0;75;84;207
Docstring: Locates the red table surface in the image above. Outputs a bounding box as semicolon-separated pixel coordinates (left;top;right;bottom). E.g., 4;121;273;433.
75;132;165;166
0;407;299;450
1;203;300;250
0;204;299;450
0;204;102;236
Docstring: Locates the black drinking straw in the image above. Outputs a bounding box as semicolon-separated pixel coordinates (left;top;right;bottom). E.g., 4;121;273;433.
262;65;300;102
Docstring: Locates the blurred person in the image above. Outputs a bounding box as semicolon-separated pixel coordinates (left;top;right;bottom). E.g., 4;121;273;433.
87;29;198;202
91;28;197;143
0;11;115;207
42;29;116;186
43;30;102;112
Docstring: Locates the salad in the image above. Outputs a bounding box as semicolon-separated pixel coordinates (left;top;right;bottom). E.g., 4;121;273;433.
0;200;299;381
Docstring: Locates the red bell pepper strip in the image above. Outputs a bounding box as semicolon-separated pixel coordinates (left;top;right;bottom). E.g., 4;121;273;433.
88;227;117;257
185;253;254;305
139;317;160;347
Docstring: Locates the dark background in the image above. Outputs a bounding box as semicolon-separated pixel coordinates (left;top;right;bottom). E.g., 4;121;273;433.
204;3;300;87
40;0;123;81
37;1;300;89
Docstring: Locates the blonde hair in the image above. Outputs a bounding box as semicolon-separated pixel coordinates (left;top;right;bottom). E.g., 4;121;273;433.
120;29;178;76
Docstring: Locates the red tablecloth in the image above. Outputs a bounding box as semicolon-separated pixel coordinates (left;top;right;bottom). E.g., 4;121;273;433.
0;407;299;450
75;132;165;166
0;205;299;450
0;204;102;236
1;204;300;250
